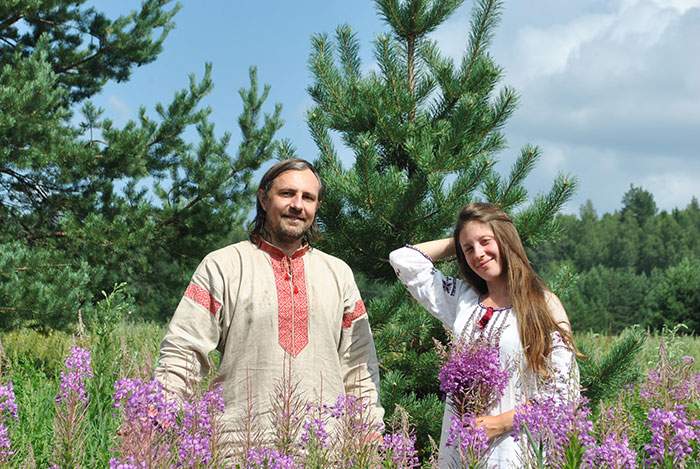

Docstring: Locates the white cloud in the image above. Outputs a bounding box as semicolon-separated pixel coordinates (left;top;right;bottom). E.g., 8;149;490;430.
508;0;699;85
513;14;614;81
643;170;700;210
106;95;135;127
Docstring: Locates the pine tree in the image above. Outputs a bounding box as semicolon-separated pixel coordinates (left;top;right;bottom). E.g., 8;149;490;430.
1;1;283;329
305;0;576;453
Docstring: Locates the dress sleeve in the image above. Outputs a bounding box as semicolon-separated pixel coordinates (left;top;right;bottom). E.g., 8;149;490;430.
337;265;385;426
154;255;224;399
388;245;470;330
540;292;581;404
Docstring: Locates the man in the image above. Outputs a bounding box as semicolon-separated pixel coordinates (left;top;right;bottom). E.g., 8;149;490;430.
154;158;383;448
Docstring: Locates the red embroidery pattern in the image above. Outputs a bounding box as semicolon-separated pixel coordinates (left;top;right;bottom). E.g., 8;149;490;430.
184;283;222;316
343;299;367;328
269;253;309;357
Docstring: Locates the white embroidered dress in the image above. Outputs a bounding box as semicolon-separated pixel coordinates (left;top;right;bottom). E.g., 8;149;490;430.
389;245;579;469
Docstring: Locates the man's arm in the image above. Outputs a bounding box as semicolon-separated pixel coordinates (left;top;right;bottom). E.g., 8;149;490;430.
154;257;224;399
337;269;385;427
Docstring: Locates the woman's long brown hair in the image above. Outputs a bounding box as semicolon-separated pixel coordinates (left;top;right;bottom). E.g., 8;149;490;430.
453;202;578;377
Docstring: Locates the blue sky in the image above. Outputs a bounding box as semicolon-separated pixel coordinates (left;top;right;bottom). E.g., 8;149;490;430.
90;0;700;216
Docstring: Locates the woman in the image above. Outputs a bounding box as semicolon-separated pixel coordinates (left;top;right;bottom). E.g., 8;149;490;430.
389;202;580;468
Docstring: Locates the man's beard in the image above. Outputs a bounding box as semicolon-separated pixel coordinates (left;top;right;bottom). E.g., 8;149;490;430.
268;215;313;244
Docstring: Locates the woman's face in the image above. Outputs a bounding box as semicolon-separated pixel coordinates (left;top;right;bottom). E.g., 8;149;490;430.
458;220;504;285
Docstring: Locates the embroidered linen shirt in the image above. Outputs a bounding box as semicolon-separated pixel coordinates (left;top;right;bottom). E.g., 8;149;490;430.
155;238;383;444
389;245;579;469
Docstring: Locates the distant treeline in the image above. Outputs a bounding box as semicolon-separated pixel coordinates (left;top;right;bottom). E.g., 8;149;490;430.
527;185;700;334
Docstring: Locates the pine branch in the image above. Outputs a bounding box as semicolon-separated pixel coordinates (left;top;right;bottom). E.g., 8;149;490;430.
497;144;539;208
375;34;404;115
578;326;646;414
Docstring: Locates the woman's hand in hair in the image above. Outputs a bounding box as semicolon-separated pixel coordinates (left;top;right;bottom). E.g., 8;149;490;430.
410;238;455;262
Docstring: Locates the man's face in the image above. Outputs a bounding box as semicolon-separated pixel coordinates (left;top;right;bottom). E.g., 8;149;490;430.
259;169;321;248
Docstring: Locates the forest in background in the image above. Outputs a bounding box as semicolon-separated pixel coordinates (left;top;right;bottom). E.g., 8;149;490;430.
527;186;700;335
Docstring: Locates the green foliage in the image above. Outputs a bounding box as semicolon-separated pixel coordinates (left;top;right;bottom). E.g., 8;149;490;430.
564;265;651;333
0;242;92;332
645;257;700;332
621;184;657;225
1;1;284;329
577;326;646;415
370;282;446;456
528;189;700;334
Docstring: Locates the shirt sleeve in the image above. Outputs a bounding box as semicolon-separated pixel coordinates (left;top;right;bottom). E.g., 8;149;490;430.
337;265;385;427
388;244;470;331
153;255;224;399
540;292;581;404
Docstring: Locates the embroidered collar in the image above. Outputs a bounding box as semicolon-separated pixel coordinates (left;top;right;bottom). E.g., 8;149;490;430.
476;295;512;329
254;235;310;259
477;295;512;311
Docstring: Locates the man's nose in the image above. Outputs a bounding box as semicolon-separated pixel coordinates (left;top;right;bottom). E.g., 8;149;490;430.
289;194;303;209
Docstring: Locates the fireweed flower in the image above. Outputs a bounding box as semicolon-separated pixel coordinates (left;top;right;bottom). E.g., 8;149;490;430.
109;456;146;469
381;431;420;468
446;413;490;465
584;434;636;469
57;346;93;404
178;385;226;466
324;393;373;436
639;343;700;408
644;406;700;467
300;416;328;447
112;378;178;431
436;336;509;417
245;447;295;468
513;397;594;467
0;382;19;463
111;377;179;467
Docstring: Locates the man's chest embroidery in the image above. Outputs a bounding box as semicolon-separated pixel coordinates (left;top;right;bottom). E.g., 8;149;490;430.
269;255;309;357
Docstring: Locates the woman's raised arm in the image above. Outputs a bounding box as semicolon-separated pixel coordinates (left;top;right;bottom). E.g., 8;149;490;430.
410;237;456;262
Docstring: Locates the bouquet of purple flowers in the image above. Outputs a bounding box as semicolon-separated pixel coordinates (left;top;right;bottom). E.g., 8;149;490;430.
436;333;509;418
435;331;510;465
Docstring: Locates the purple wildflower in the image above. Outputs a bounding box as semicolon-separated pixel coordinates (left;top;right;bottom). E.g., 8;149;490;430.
644;406;699;467
111;378;179;466
584;434;637;469
112;378;179;432
437;336;509;417
0;383;19;463
178;385;226;466
446;413;490;465
245;447;295;468
513;397;594;466
325;394;366;420
301;416;329;447
639;342;700;407
57;346;93;404
109;456;146;468
381;432;420;468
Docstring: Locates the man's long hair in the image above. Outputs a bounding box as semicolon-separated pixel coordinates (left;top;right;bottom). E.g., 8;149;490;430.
248;158;325;244
452;202;578;377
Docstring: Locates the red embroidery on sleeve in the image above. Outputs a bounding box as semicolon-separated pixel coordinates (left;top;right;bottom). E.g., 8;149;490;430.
343;299;367;328
184;283;222;316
